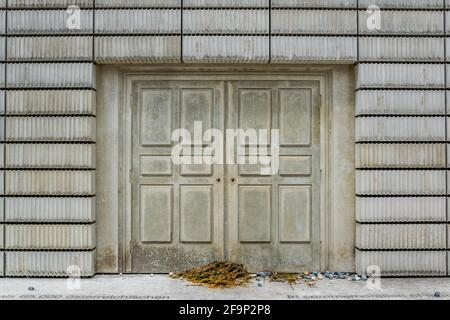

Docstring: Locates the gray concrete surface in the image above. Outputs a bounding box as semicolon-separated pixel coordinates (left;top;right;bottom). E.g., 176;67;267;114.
0;275;448;300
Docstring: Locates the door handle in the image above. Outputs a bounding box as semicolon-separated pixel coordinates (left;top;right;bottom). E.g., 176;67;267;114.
230;178;236;183
216;178;221;183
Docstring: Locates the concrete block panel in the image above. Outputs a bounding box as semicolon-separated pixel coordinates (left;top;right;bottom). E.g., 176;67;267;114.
356;197;447;223
356;224;447;250
272;10;357;34
355;117;446;142
183;9;269;34
0;252;3;276
184;0;268;7
0;10;5;34
359;0;443;9
0;64;4;87
0;116;4;140
5;197;95;223
7;63;95;88
359;10;444;35
8;0;93;8
0;90;4;114
8;0;93;7
96;0;180;7
356;170;446;195
356;64;445;89
7;10;93;35
0;37;4;61
0;224;3;248
183;36;269;63
6;90;95;115
445;66;450;88
5;250;96;277
356;144;446;168
4;117;96;142
4;144;95;168
355;90;445;115
95;36;181;63
0;171;3;194
5;224;95;250
95;9;180;34
359;37;444;62
443;118;450;140
355;250;447;276
272;0;356;8
4;170;95;196
271;36;357;62
7;36;93;62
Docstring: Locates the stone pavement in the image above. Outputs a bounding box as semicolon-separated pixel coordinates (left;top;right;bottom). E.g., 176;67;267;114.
0;275;449;300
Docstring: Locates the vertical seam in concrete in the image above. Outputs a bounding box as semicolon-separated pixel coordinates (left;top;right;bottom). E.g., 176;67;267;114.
355;0;359;269
181;0;184;63
356;0;359;62
93;0;96;276
268;0;271;64
223;80;228;261
444;0;449;276
2;0;7;276
93;0;95;62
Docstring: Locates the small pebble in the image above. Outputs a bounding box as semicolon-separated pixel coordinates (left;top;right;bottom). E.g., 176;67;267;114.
256;277;261;281
434;292;441;298
361;275;368;281
258;283;263;287
169;272;174;276
28;286;35;291
257;272;271;277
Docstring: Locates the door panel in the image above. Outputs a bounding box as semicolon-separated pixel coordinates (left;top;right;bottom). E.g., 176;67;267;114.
179;185;213;243
130;81;225;273
238;185;272;243
140;90;172;146
279;185;311;243
129;78;321;273
227;81;321;272
279;88;312;146
139;185;173;243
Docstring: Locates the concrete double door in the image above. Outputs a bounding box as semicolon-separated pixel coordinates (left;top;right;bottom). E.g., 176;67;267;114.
130;78;321;273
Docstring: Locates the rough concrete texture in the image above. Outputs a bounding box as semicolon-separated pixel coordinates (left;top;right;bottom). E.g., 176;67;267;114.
0;275;448;300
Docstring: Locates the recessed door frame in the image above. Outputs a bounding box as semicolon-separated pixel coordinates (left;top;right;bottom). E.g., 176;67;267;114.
118;65;336;273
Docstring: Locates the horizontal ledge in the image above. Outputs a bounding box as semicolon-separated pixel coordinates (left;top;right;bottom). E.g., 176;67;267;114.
355;248;448;251
0;168;96;171
3;248;97;252
2;87;96;91
5;60;95;64
355;88;447;91
356;141;449;144
355;114;450;117
356;221;449;225
0;141;96;144
357;60;445;64
356;194;449;197
0;195;96;198
356;168;449;170
1;221;96;225
0;114;96;117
